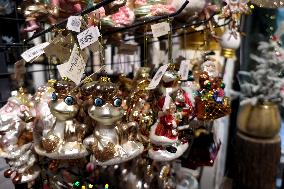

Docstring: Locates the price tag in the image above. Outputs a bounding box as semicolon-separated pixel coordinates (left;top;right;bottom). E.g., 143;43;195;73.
179;60;190;81
57;44;86;85
77;26;100;50
21;42;50;62
66;16;82;33
151;22;170;38
147;64;169;90
163;94;171;112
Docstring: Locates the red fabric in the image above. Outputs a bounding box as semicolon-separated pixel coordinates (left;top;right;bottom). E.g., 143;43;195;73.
157;96;165;110
155;115;177;140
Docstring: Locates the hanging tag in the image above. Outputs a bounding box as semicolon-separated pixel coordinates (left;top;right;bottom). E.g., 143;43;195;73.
66;16;82;33
179;60;190;81
21;42;50;62
163;94;171;112
147;64;169;90
57;44;86;85
151;22;170;38
77;26;100;49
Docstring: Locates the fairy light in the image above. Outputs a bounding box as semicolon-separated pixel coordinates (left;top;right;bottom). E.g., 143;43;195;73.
105;184;109;189
73;181;81;188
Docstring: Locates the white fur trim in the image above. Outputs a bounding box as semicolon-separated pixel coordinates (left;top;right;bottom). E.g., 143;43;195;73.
149;142;189;161
150;122;178;146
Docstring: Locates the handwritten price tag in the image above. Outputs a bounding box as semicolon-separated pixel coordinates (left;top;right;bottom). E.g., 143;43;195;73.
151;22;170;38
147;64;169;90
77;26;100;49
179;60;190;81
21;42;50;62
57;44;86;85
66;16;82;33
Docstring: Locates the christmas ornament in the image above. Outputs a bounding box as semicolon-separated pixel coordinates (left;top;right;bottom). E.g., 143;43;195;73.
149;65;193;161
170;0;206;18
102;5;135;28
20;0;55;32
82;77;144;166
180;126;221;169
195;66;231;121
0;88;40;184
220;28;241;58
33;81;57;155
134;0;175;18
35;79;89;159
221;0;249;18
51;0;86;19
126;67;156;146
100;0;126;15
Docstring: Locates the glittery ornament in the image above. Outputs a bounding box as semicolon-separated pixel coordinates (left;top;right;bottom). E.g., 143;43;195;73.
35;79;89;159
195;72;231;121
126;67;155;146
149;67;192;161
82;77;144;166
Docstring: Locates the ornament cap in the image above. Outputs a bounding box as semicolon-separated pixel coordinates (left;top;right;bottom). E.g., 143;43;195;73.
221;48;236;58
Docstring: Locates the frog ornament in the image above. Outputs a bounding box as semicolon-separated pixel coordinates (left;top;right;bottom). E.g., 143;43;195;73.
149;65;193;161
82;77;144;166
34;79;88;159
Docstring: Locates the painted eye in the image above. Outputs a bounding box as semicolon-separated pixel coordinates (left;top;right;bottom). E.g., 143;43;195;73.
113;98;122;107
51;92;57;101
94;97;104;107
64;96;75;106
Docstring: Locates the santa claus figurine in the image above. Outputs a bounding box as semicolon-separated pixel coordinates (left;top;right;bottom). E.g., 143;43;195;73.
149;66;193;161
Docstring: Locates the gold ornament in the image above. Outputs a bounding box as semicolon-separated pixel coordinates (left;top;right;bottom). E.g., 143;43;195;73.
92;142;116;162
42;135;60;153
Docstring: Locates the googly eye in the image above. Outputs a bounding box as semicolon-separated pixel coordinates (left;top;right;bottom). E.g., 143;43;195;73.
113;98;122;107
64;96;75;106
94;97;104;107
51;92;57;101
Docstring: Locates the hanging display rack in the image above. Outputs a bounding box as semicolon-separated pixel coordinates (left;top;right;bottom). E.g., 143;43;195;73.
23;0;116;43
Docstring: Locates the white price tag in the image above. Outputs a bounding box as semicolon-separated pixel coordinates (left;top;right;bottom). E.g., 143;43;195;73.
66;16;82;33
179;60;190;80
57;44;86;85
163;94;171;112
151;22;170;38
77;26;100;49
21;42;50;62
147;64;169;90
